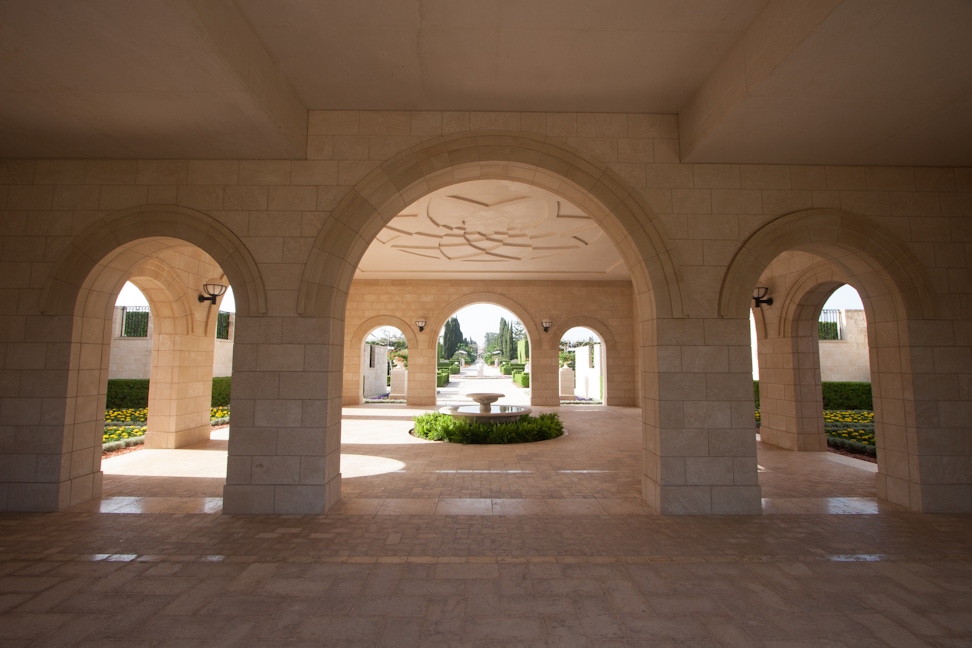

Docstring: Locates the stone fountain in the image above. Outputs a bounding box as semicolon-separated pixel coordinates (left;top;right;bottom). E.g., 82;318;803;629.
443;392;531;424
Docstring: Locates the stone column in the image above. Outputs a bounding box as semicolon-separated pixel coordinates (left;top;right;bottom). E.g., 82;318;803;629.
406;344;437;406
223;314;333;514
646;317;762;514
145;329;216;449
755;331;827;452
529;345;560;406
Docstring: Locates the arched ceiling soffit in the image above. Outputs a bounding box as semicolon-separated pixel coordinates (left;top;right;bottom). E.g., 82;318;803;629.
298;131;684;320
720;208;935;322
126;258;197;336
351;316;418;351
40;205;267;317
764;255;854;339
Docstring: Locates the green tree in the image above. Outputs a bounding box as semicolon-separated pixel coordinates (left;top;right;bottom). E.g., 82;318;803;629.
483;331;501;358
498;317;511;361
441;316;463;360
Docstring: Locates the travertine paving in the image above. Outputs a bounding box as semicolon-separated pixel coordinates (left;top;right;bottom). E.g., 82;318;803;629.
1;399;970;646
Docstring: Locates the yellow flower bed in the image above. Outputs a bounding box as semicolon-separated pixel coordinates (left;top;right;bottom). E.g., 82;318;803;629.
103;425;146;443
105;407;148;423
823;410;874;425
103;407;229;444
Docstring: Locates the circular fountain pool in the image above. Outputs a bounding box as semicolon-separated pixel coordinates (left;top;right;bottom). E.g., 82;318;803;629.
444;404;532;424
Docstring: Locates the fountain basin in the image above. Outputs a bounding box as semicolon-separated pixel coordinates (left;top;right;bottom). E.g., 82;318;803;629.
446;404;532;424
465;392;504;412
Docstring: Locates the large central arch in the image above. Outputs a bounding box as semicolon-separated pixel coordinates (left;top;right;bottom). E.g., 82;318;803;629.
298;131;686;512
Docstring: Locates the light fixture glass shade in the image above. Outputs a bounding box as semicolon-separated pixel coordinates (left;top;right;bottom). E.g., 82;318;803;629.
203;282;227;298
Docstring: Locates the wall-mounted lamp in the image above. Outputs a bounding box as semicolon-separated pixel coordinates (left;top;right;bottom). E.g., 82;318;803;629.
198;282;227;305
415;319;426;332
752;286;773;308
541;319;552;333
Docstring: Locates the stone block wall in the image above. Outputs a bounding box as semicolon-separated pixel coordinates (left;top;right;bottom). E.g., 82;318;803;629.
1;110;970;514
819;310;870;382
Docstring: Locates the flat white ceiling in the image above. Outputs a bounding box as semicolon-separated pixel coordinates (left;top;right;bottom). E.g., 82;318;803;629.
0;0;970;165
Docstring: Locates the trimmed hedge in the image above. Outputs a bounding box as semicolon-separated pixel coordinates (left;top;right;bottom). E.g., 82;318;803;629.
107;377;233;408
500;362;526;376
413;411;563;444
752;380;871;410
436;370;451;387
822;382;872;410
212;377;231;407
512;371;530;388
106;379;150;409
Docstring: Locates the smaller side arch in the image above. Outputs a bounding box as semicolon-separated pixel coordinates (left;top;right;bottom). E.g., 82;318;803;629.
350;315;419;351
40;205;268;317
126;258;198;337
719;208;935;321
550;316;618;348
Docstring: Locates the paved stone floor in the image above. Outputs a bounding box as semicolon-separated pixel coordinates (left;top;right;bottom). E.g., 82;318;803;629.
1;374;970;646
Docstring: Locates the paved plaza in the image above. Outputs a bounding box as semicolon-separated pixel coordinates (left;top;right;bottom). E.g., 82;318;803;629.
1;371;970;646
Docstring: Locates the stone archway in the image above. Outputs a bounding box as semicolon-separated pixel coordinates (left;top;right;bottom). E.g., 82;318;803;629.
295;132;746;515
552;316;617;406
425;293;542;406
344;315;417;406
721;208;957;512
751;253;854;452
31;206;266;511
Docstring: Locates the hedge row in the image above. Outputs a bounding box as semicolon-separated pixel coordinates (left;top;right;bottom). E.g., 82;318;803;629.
499;363;526;376
107;378;232;409
821;382;872;410
753;380;872;410
436;370;450;387
413;411;563;444
106;379;150;409
512;371;530;388
211;377;231;407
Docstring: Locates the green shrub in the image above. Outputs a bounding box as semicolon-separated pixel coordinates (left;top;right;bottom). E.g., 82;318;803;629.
512;371;530;388
822;382;872;410
436;370;450;387
752;380;870;410
449;363;460;375
412;411;564;444
106;379;150;408
211;377;231;407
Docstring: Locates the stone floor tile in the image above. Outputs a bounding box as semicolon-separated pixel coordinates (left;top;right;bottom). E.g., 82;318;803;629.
435;498;493;515
0;389;970;646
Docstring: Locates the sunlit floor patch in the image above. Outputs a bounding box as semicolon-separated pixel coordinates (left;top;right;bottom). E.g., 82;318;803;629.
827;553;890;562
434;469;531;474
761;497;881;514
342;454;407;477
94;496;223;514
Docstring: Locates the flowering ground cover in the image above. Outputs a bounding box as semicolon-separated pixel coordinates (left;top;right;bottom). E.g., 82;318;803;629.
823;409;875;445
102;407;230;449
